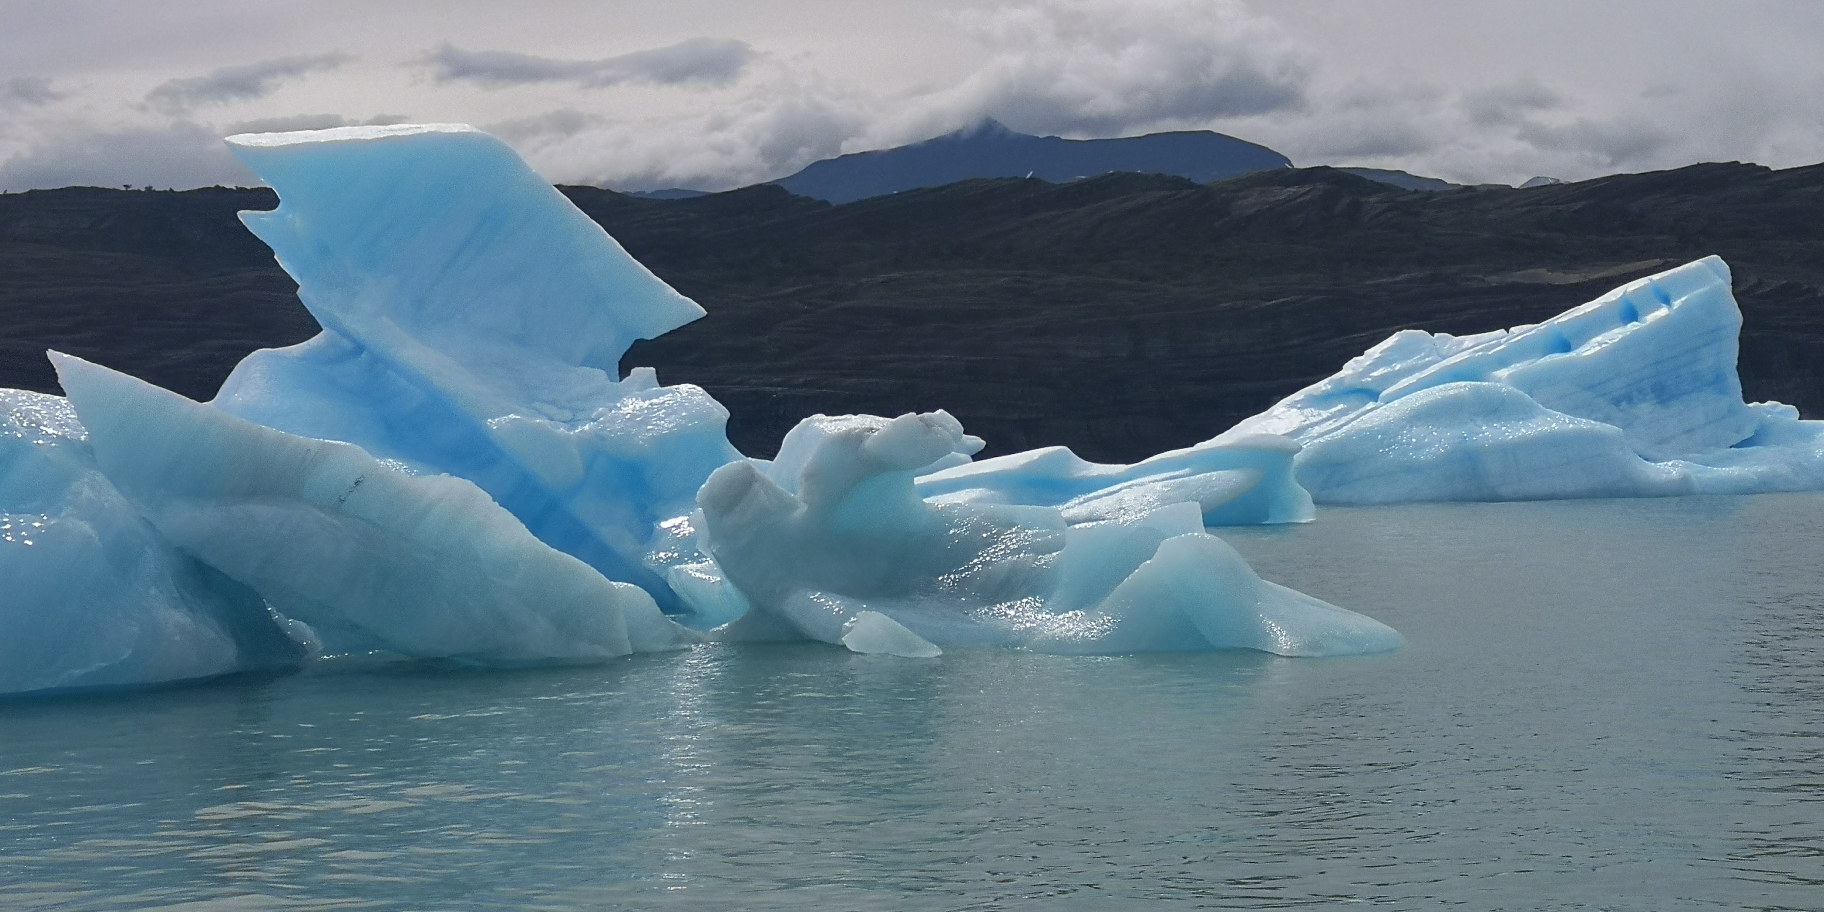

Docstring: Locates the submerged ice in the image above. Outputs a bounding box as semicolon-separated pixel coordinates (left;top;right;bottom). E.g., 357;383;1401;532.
0;123;1395;694
1228;256;1824;503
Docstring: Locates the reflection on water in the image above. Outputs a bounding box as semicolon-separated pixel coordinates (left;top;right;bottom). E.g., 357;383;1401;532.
2;494;1821;910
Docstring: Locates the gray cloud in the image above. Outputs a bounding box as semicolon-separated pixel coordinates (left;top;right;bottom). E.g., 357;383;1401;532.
424;38;753;90
1;76;60;109
1513;117;1671;168
146;52;352;113
486;109;608;144
1461;78;1562;127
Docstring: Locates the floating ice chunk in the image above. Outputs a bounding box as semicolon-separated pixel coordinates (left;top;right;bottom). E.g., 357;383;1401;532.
840;611;943;658
212;125;741;609
699;410;1398;655
1227;256;1824;502
915;432;1314;526
54;353;694;665
0;390;300;695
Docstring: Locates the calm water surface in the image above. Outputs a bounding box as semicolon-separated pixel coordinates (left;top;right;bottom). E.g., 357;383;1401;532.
3;495;1822;910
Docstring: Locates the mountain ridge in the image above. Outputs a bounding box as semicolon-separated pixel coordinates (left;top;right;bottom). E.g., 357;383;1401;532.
770;119;1293;204
2;160;1821;462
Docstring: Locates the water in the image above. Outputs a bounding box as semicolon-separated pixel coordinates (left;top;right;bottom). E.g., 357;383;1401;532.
3;495;1822;910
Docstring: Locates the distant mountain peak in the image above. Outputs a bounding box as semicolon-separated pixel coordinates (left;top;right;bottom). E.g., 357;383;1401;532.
948;118;1018;140
773;122;1290;204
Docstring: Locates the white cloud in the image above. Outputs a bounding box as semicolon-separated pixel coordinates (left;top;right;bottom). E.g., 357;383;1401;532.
500;65;871;191
226;113;412;134
0;121;256;190
888;0;1310;140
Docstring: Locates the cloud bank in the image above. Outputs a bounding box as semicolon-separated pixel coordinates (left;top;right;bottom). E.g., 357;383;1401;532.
2;0;1822;193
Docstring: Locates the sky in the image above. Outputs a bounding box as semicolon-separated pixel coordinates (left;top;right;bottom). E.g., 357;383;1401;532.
3;0;1823;192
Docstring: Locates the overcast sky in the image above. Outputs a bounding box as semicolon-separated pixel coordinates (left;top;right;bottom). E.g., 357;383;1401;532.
4;0;1823;192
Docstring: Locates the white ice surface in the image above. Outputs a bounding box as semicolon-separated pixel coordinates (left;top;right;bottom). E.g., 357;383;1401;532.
0;390;300;695
56;353;695;665
1226;257;1824;503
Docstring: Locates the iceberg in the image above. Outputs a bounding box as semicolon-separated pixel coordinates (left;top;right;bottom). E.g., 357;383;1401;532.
211;125;741;611
912;431;1314;526
1;122;1400;694
700;412;1399;656
1227;256;1824;503
0;389;300;695
54;353;694;664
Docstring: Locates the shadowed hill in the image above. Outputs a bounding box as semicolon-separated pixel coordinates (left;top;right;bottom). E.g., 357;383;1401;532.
772;119;1292;204
3;161;1822;462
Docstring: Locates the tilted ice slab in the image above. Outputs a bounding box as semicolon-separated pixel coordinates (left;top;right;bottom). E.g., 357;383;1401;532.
699;412;1400;656
0;390;301;695
55;353;695;666
1225;256;1824;503
212;125;741;611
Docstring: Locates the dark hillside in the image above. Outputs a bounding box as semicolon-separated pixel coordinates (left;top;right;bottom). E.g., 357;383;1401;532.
772;119;1291;204
3;162;1822;462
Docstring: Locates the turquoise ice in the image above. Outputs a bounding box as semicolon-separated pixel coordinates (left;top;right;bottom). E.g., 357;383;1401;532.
1227;256;1824;503
1;123;1397;693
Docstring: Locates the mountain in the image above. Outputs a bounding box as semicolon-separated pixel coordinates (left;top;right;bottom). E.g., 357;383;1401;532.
3;162;1822;463
626;188;710;199
771;119;1292;204
1338;167;1459;191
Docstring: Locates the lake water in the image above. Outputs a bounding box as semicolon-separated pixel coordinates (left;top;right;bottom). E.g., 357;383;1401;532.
3;494;1821;910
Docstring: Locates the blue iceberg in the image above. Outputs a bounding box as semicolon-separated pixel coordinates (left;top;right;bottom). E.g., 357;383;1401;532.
211;125;739;612
0;390;301;694
0;124;1397;695
701;411;1397;656
55;352;694;665
1227;256;1824;503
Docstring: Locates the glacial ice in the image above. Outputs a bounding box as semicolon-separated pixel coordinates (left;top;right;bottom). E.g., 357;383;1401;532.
700;411;1401;656
0;389;301;694
1227;256;1824;503
0;122;1399;695
212;124;741;612
913;431;1314;526
54;353;695;664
